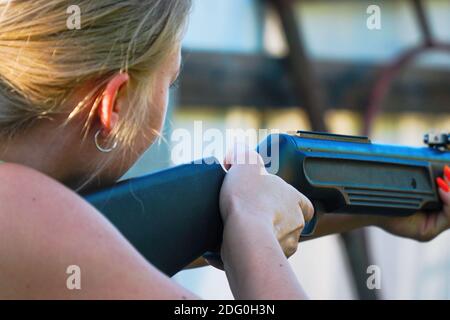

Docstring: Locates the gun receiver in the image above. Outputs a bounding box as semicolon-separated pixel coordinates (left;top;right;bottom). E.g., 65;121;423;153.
260;131;449;217
84;131;450;276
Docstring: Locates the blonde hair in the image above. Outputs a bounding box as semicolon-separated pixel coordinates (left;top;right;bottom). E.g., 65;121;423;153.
0;0;191;147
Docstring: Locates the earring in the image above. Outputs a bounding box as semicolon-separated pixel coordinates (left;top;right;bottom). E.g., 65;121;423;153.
94;129;118;153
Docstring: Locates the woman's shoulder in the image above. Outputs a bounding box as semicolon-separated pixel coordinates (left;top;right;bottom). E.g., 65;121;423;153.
0;163;99;254
0;163;119;246
0;163;144;298
0;162;65;189
0;163;197;299
0;161;63;183
0;164;90;297
0;163;83;220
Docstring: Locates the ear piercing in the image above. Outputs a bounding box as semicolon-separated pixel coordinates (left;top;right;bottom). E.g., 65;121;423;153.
94;129;118;153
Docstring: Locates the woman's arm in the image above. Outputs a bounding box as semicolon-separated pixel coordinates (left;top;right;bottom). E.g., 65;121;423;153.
218;151;313;300
0;163;198;300
221;215;307;300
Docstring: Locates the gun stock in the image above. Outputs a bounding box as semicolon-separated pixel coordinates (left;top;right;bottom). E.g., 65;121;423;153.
84;131;450;276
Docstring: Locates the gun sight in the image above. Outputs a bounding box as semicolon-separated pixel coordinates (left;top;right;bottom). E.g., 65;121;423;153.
424;133;450;150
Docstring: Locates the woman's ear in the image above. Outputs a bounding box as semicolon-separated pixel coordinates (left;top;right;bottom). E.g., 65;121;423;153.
98;73;130;137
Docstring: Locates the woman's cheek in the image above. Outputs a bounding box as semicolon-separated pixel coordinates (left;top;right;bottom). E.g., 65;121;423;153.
128;90;168;157
149;87;170;132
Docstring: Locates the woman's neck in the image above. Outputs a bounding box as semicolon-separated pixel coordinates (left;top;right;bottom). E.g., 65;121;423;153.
0;121;90;189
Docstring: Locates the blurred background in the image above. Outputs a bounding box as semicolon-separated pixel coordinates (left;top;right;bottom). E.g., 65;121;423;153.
125;0;450;299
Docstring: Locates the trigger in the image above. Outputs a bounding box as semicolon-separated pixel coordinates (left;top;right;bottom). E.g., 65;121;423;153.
301;214;318;237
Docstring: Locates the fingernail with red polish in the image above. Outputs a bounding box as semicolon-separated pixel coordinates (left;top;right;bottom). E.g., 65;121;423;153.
437;177;449;192
444;165;450;181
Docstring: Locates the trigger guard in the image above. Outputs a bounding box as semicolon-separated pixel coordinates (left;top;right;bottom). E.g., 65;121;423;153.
301;213;318;237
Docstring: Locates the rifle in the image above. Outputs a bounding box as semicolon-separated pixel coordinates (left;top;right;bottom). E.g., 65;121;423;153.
84;131;450;276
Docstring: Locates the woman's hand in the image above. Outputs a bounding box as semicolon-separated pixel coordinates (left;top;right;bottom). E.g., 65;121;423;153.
217;150;313;299
219;150;315;257
375;165;450;241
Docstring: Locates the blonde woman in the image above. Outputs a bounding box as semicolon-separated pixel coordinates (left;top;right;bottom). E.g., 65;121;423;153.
0;1;449;300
